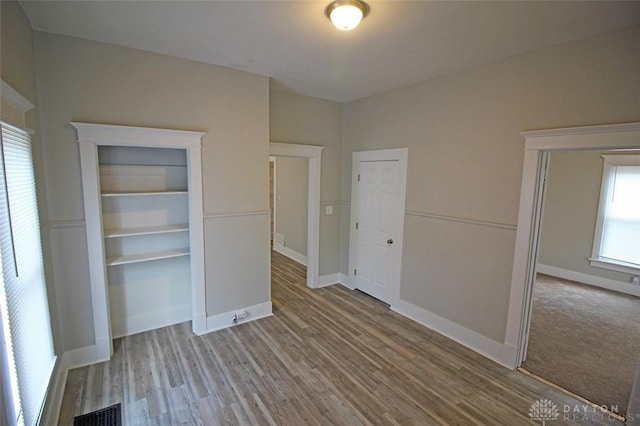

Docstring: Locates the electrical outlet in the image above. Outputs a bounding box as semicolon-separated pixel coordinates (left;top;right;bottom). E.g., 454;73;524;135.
232;310;249;323
632;276;640;286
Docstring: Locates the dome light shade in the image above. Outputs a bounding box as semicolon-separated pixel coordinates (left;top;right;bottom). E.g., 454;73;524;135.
325;0;370;31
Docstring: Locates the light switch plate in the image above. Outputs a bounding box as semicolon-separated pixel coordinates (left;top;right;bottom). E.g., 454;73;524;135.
325;206;333;215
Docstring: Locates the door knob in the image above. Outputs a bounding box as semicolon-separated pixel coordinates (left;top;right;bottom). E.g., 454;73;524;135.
387;239;394;244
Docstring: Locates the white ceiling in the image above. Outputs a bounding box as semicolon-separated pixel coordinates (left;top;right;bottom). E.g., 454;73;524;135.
20;1;640;103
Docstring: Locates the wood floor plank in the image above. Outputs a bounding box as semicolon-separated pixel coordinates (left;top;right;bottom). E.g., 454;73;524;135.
58;250;624;425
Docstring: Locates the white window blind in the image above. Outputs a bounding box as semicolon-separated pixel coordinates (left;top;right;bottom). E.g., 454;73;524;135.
0;122;55;426
591;155;640;275
599;165;640;266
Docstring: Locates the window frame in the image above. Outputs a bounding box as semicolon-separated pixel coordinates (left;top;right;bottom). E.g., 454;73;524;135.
590;154;640;275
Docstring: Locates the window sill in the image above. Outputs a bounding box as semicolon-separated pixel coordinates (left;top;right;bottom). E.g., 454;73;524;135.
589;257;640;275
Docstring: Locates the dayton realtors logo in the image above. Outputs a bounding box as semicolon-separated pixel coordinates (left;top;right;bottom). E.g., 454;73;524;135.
528;399;628;424
529;399;560;425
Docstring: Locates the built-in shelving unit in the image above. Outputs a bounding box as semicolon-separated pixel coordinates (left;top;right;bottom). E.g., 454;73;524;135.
75;123;206;360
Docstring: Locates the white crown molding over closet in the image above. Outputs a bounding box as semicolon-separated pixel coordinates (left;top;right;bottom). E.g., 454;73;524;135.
73;122;206;362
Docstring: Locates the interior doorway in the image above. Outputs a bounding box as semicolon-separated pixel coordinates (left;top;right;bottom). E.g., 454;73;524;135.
269;142;324;288
505;122;640;422
271;156;308;266
520;149;640;415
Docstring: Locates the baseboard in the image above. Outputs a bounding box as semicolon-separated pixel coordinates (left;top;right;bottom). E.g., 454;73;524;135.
40;343;101;425
318;272;352;289
111;304;191;338
318;273;341;287
273;243;307;266
537;264;640;297
64;344;103;369
336;273;354;290
205;301;272;333
39;356;66;426
392;299;515;369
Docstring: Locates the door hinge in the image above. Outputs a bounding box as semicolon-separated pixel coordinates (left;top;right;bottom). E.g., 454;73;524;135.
357;174;360;182
354;268;357;276
355;222;359;230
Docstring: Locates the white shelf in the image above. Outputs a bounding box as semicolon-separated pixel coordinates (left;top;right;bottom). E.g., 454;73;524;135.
104;224;189;238
101;190;187;197
106;248;190;266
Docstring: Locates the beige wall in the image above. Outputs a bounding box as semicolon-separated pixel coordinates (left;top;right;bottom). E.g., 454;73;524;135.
269;90;343;275
275;157;308;257
0;1;61;353
538;150;636;283
342;26;640;343
35;32;270;352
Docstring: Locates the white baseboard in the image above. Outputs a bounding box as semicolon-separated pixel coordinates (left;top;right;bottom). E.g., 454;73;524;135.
111;304;191;338
206;301;272;333
318;273;341;287
193;312;207;335
64;344;103;369
273;243;307;266
392;299;516;369
318;272;352;289
40;343;103;425
336;273;354;290
39;356;66;426
537;264;640;297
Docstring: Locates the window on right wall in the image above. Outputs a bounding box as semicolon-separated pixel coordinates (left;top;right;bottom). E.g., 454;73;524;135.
590;154;640;275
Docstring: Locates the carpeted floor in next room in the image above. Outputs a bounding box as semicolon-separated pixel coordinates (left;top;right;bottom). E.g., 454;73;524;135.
522;273;640;414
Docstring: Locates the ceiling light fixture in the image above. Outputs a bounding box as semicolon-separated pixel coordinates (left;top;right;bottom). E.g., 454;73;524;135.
325;0;370;31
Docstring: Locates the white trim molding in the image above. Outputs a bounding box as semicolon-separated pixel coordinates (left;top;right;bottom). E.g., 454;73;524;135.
0;80;35;112
205;302;273;333
204;210;270;220
39;357;65;426
273;243;307;266
39;343;109;425
111;304;192;339
537;264;640;298
270;142;325;289
318;273;349;288
72;122;207;363
405;210;516;231
506;122;640;369
392;299;517;369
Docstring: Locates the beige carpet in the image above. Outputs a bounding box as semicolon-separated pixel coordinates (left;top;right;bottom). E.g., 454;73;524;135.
522;274;640;414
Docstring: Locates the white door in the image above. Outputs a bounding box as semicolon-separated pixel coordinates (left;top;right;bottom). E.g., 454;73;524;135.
349;149;408;305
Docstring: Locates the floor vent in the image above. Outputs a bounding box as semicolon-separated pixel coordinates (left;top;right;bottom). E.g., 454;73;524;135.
74;403;122;426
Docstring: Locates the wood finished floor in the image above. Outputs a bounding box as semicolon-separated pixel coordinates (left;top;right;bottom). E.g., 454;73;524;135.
58;252;621;425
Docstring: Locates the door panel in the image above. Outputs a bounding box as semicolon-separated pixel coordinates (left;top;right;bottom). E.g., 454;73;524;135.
352;160;400;303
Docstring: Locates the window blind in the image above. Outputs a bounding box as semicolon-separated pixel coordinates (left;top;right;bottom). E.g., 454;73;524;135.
0;122;55;426
600;165;640;267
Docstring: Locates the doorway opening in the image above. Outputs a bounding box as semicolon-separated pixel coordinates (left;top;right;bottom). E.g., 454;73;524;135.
269;142;324;288
271;156;309;266
521;149;640;416
505;122;640;421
